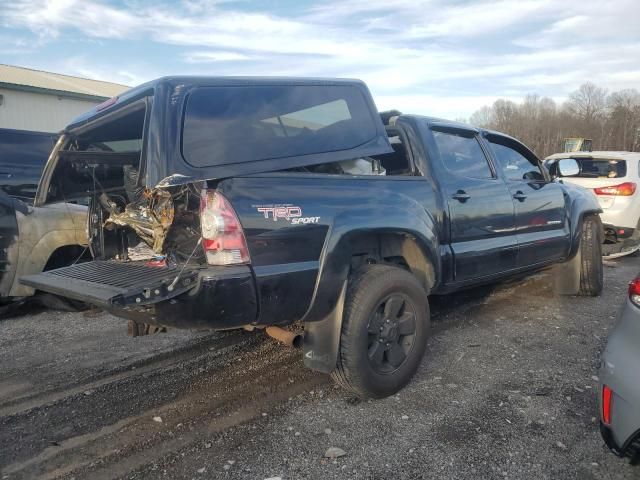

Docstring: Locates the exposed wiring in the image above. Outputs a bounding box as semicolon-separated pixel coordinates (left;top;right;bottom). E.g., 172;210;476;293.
70;246;89;265
167;237;202;292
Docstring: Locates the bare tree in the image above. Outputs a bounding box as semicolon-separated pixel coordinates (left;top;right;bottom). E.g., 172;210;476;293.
605;89;640;151
468;82;639;158
469;106;494;128
564;82;607;122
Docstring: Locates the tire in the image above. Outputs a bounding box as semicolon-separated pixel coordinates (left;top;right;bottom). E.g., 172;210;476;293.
578;215;604;296
331;264;430;398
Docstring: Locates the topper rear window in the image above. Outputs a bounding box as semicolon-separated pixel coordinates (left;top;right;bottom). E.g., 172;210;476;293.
181;85;377;167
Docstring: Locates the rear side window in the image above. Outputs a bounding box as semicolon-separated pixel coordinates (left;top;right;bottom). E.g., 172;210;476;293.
182;85;377;167
432;130;493;179
564;158;627;178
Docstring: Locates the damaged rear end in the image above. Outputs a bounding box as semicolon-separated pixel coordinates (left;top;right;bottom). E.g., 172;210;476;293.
21;77;391;329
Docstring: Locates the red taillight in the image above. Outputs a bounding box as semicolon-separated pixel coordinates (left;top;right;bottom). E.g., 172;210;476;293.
200;190;250;265
602;385;613;425
629;277;640;307
594;182;636;196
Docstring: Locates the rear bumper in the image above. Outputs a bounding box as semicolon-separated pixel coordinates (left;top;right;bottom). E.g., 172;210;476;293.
604;223;635;240
21;261;258;329
600;422;624;456
117;265;258;329
600;422;640;461
603;223;640;255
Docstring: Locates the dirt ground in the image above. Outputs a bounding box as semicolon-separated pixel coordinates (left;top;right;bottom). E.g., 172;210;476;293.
0;256;638;480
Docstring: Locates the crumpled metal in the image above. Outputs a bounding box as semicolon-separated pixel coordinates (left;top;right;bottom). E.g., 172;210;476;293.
104;189;174;253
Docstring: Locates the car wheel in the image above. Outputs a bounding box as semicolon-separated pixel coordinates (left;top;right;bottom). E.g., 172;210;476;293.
331;264;430;398
578;215;603;296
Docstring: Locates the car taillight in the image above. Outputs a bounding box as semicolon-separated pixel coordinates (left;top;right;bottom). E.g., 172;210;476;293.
199;190;250;265
629;276;640;307
593;182;636;196
602;385;613;425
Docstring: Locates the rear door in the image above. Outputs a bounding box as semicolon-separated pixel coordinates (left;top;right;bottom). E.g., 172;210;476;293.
430;128;518;282
485;135;569;267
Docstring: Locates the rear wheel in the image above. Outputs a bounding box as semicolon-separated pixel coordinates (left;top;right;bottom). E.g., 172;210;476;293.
578;215;603;296
331;264;430;398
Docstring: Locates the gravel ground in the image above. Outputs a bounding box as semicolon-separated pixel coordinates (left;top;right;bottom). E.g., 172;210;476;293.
0;256;638;480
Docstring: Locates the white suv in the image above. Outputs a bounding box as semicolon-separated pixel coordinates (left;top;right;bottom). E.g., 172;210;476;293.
545;151;640;257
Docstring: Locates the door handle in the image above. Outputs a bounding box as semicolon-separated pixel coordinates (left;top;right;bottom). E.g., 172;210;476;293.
513;191;527;202
452;190;471;202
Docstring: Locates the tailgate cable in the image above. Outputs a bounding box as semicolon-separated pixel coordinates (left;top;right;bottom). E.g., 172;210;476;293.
167;237;202;292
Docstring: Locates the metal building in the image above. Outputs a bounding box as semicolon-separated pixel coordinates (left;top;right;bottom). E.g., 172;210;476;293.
0;64;129;133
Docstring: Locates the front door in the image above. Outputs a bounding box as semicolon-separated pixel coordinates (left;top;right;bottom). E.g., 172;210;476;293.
485;137;570;267
431;129;518;282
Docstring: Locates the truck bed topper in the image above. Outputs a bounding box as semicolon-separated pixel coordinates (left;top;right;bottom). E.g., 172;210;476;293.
35;77;392;206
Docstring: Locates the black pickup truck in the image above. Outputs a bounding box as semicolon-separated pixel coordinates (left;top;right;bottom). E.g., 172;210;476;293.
22;77;603;398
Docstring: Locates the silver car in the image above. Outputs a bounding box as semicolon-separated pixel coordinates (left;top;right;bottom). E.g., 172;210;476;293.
599;274;640;463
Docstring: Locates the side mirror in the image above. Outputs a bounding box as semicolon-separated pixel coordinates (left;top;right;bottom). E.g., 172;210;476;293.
557;158;580;177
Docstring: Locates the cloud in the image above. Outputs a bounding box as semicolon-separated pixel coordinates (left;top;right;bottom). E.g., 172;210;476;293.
1;0;639;118
404;0;556;39
2;0;140;39
60;55;149;87
183;51;254;63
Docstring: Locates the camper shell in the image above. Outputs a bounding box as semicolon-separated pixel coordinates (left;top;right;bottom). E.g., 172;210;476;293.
35;76;392;206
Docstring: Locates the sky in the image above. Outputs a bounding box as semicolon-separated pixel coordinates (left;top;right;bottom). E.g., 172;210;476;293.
1;0;639;119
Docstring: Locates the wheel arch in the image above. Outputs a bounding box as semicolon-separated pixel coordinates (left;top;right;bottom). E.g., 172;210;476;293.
562;182;603;260
302;205;439;374
569;209;603;260
303;210;440;325
345;230;437;292
9;228;88;297
43;244;91;271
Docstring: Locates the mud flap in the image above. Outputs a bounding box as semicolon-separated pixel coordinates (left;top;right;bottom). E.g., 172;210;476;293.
553;244;581;295
302;281;346;374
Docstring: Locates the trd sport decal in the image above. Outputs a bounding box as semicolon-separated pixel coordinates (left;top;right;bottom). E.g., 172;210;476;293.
254;204;320;224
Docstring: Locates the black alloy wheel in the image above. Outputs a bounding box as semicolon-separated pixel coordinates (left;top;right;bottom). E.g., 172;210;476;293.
366;294;417;374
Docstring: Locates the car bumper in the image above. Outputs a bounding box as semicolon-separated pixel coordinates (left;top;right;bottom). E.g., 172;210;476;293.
111;265;259;330
603;224;640;256
599;298;640;457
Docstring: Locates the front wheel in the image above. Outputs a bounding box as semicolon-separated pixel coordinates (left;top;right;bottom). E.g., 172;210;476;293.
578;215;603;296
331;264;430;398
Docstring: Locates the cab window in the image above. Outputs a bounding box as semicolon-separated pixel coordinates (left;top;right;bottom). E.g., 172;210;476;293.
489;141;544;182
432;130;493;179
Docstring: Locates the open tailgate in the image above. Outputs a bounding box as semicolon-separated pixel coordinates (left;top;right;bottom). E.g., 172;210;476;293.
20;261;198;308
